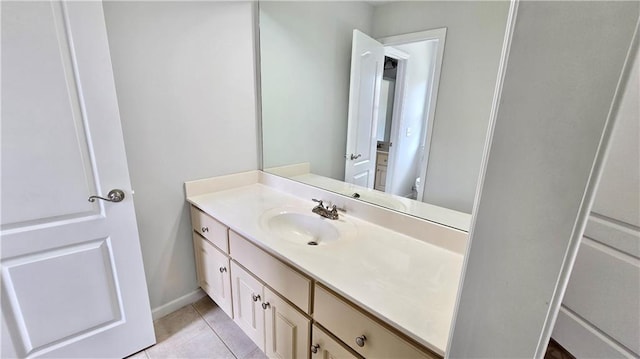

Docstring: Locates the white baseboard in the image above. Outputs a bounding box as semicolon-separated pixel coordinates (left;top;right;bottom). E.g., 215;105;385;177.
151;288;207;320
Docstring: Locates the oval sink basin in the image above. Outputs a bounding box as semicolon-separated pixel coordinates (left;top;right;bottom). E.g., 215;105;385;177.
260;207;356;245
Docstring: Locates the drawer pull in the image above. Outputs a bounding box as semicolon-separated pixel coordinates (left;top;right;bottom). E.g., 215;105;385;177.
310;344;320;354
261;302;271;310
355;335;366;347
252;294;261;302
201;226;209;233
219;266;227;273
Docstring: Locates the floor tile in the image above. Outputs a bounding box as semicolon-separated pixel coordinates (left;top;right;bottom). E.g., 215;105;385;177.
146;304;236;358
125;349;149;359
146;328;234;359
242;347;269;359
194;297;260;359
152;305;207;344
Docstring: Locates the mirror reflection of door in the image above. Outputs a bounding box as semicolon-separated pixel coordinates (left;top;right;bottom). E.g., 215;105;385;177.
345;28;447;201
344;30;384;188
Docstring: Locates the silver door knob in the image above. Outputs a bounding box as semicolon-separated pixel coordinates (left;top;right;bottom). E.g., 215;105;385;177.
88;189;125;203
219;267;227;273
345;153;362;160
252;294;261;302
310;344;320;354
201;227;209;233
261;302;270;310
355;335;366;347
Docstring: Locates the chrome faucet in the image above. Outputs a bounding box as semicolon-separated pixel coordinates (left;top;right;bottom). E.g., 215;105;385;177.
312;199;340;220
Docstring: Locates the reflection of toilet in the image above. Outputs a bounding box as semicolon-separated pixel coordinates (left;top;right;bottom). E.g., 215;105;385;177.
411;177;420;199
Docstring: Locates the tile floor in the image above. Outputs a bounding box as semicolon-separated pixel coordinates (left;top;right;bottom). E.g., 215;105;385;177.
130;295;571;359
128;296;267;359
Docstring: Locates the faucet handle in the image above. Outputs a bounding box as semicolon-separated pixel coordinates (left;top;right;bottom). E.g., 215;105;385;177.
312;198;323;206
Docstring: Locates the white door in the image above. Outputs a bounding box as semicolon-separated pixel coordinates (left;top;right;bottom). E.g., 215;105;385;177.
344;30;384;188
1;1;155;358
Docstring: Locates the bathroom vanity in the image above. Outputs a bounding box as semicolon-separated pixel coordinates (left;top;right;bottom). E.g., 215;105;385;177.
186;170;467;358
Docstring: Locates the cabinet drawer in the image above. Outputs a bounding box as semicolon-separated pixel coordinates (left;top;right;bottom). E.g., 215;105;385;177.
311;323;362;359
193;233;233;317
191;206;229;253
314;284;438;359
377;152;388;166
229;230;311;314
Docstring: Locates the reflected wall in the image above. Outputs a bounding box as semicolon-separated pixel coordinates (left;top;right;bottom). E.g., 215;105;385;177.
260;1;509;214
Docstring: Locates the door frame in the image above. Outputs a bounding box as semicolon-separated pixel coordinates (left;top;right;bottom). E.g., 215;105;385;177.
379;46;410;195
378;28;447;200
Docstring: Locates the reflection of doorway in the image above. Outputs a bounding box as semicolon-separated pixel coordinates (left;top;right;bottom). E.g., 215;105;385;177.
374;48;408;194
345;28;447;200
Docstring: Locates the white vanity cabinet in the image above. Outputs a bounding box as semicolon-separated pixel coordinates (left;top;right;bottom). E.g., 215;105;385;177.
191;207;233;317
229;250;312;357
311;324;362;359
374;152;388;191
190;204;443;359
263;286;311;359
314;285;437;359
229;230;312;314
230;261;266;350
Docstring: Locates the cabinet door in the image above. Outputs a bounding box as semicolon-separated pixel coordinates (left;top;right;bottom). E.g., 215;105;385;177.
264;287;311;359
193;233;233;317
311;324;361;359
231;261;265;350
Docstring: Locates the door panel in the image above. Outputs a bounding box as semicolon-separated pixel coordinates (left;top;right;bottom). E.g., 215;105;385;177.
231;261;265;350
1;1;98;227
344;30;384;188
264;287;310;359
194;234;233;317
2;239;121;352
1;1;154;357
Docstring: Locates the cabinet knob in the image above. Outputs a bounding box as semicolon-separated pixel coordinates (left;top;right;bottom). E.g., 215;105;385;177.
310;344;320;354
252;294;261;302
219;267;227;273
201;226;209;233
261;302;270;310
355;335;366;347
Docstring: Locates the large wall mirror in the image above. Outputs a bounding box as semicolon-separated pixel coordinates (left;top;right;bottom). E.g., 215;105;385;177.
259;1;510;231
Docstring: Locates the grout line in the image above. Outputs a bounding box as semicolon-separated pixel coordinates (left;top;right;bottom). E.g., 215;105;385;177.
191;303;241;359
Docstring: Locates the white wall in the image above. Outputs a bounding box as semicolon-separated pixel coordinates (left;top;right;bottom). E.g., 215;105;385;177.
376;79;394;142
103;2;259;313
387;40;437;198
260;1;373;179
373;1;509;213
449;1;639;356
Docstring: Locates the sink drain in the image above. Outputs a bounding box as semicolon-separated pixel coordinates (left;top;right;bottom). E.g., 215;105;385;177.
307;241;318;246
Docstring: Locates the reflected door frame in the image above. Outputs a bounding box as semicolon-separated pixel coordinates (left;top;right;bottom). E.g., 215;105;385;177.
378;28;447;201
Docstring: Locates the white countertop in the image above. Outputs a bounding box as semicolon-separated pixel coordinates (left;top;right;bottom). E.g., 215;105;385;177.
187;183;463;356
289;173;471;231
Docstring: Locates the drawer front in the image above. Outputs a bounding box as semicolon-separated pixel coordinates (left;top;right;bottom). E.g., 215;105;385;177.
193;233;233;317
377;152;388;166
314;285;438;359
190;206;229;253
229;230;311;314
311;324;362;359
